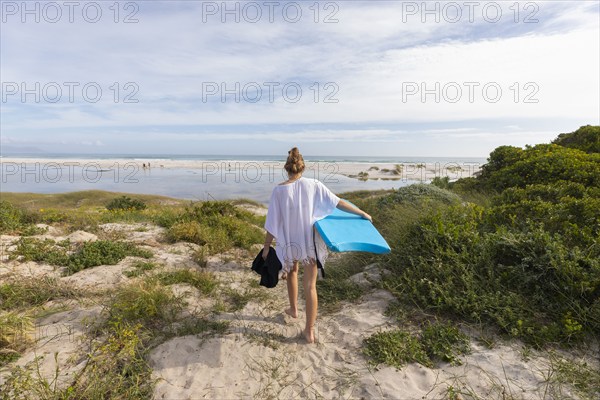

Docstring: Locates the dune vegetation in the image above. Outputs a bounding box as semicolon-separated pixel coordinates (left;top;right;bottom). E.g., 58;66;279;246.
1;125;599;398
343;127;600;370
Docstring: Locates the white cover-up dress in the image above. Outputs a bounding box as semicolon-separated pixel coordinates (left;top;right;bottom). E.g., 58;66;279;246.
264;177;340;274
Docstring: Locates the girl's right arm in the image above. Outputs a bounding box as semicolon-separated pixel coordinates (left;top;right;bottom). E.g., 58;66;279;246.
336;199;372;222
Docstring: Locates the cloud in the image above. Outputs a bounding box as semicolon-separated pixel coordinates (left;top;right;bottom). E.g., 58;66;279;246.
80;140;104;146
1;1;598;156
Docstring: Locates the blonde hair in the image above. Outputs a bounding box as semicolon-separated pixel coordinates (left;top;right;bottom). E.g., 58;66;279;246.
284;147;305;175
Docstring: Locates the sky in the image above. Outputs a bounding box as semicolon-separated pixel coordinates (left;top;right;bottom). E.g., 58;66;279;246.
1;0;599;157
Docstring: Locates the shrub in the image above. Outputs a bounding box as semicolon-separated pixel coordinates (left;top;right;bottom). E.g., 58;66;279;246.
430;176;450;189
378;126;600;348
154;269;218;295
105;280;183;330
167;221;231;254
381;203;600;346
123;261;157;278
480;145;524;178
363;330;430;369
363;320;471;370
67;240;153;274
9;238;152;275
485;182;600;248
10;238;70;266
164;201;263;254
420;321;471;366
553;125;600;154
106;196;147;211
0;201;44;235
478;144;600;191
378;184;461;207
0;201;25;234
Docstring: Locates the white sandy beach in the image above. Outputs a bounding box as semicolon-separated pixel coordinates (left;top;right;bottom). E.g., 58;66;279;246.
0;157;482;182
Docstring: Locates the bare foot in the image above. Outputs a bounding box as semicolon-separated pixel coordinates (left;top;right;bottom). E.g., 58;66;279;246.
284;308;298;318
302;327;316;344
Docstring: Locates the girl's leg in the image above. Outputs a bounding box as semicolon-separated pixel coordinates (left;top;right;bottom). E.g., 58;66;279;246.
302;261;318;343
285;262;299;318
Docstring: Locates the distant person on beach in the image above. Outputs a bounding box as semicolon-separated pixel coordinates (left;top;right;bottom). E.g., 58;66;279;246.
263;147;372;343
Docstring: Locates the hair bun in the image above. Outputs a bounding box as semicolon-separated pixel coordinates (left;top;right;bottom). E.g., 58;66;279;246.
284;147;305;175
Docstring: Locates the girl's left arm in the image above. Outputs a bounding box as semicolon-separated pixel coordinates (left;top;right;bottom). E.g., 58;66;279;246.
262;231;274;259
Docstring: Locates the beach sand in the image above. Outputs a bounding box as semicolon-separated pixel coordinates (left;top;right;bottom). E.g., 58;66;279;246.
0;157;482;182
1;206;595;399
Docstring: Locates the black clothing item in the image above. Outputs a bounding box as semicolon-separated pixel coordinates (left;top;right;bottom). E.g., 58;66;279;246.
251;246;282;288
313;227;325;279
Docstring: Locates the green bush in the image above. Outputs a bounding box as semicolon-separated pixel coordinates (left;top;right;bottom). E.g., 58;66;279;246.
420;321;470;366
430;176;451;189
363;330;430;369
105;280;182;330
477;144;600;191
0;201;44;235
377;126;600;348
553;125;600;154
9;238;152;275
362;322;470;369
0;201;24;234
381;203;600;346
123;261;157;278
485;182;600;248
480;145;524;178
106;196;147;211
10;238;71;265
67;240;153;274
164;201;263;254
154;269;218;295
167;221;231;254
378;184;461;207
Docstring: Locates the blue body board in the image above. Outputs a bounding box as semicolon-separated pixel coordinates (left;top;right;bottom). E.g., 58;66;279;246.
315;200;391;254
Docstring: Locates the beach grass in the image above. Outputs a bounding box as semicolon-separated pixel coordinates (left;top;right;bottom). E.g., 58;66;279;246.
363;329;431;369
0;312;34;367
0;190;184;210
153;269;218;295
1;191;265;239
122;260;158;278
315;256;366;314
102;279;185;332
1;323;155;400
548;353;600;400
162;201;264;255
0;277;79;311
363;320;471;369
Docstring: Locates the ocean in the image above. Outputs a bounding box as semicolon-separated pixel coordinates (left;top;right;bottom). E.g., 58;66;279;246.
0;153;487;164
0;154;487;204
